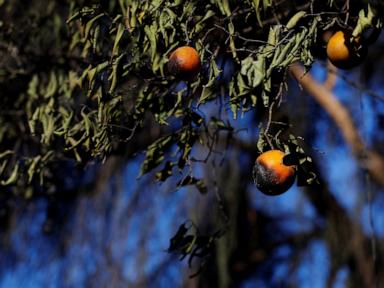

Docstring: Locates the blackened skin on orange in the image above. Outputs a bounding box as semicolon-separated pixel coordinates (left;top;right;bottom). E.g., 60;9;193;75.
167;57;196;81
253;154;296;196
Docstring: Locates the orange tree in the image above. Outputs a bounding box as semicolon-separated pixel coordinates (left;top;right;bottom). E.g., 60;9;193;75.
2;0;381;192
1;0;384;286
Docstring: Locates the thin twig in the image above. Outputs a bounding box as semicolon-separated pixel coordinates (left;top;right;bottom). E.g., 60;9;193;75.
343;0;350;25
264;101;275;149
212;162;229;223
322;62;384;101
213;24;272;46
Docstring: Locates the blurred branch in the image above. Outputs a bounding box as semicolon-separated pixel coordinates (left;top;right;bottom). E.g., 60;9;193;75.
290;62;384;187
323;61;338;90
289;62;382;286
230;229;322;281
303;180;378;288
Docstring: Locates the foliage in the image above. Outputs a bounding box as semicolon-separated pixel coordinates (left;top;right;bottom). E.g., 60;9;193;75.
0;0;382;275
168;221;223;277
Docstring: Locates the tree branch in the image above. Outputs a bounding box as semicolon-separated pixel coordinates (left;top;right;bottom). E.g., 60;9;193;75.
289;62;384;187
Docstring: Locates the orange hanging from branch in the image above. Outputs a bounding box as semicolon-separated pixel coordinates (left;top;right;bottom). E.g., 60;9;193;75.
253;150;296;196
326;31;366;69
168;46;201;81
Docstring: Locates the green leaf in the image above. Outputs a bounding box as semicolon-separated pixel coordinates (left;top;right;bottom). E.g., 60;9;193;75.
267;25;280;47
256;127;266;152
40;113;55;145
84;13;105;40
199;10;215;23
210;117;233;131
27;155;42;184
199;59;221;104
228;22;237;59
252;0;262;27
215;0;231;16
0;163;19;186
27;75;39;99
109;53;126;93
44;72;58;99
240;56;265;88
140;135;173;175
286;11;306;29
112;23;126;57
177;175;207;194
144;23;158;62
352;5;378;37
88;61;109;86
155;161;174;181
168;223;190;252
0;150;14;159
66;6;97;24
195;179;207;194
263;0;271;9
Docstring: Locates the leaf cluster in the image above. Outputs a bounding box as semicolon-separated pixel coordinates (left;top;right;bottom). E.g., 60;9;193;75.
0;0;375;198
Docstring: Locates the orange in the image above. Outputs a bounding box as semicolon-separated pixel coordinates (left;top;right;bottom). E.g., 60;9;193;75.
253;150;296;196
168;46;201;81
326;31;364;69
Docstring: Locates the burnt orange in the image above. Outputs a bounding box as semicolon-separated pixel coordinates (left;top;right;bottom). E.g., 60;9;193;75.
253;150;296;196
168;46;201;81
